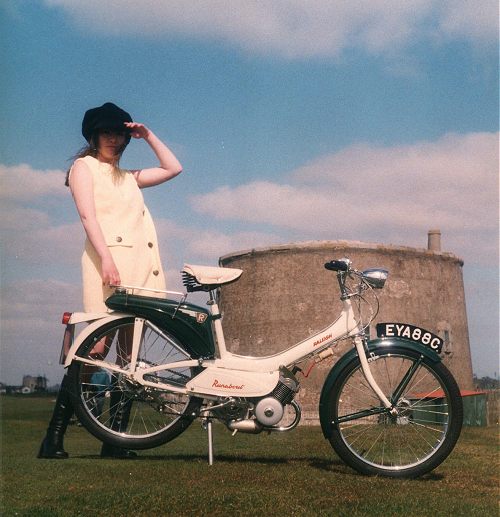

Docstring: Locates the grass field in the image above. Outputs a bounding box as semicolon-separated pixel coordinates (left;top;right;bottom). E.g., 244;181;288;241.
1;395;498;516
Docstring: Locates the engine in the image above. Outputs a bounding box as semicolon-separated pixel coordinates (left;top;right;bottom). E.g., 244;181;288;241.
254;368;299;426
216;366;300;434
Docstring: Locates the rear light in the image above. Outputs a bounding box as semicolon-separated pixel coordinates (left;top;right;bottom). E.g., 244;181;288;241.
60;314;74;364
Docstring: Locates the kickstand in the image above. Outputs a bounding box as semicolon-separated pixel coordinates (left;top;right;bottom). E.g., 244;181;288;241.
202;416;214;465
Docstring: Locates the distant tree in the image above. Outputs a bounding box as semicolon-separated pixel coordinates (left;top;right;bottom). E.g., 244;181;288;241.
473;375;499;390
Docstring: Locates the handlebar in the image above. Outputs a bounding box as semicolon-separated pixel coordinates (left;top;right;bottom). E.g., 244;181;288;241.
325;258;388;293
324;259;351;272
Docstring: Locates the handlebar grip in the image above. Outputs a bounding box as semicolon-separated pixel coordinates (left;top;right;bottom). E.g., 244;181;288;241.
324;260;349;272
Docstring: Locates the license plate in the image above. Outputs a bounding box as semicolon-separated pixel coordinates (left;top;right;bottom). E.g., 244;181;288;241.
376;323;443;354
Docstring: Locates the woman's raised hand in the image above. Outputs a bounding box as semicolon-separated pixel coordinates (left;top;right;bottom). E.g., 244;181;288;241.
126;123;183;187
124;122;150;140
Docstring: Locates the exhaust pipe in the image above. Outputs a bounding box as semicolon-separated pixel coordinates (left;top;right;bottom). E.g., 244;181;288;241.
227;419;263;434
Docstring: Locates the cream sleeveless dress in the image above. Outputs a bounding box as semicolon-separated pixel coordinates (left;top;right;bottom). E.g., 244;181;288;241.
71;156;166;312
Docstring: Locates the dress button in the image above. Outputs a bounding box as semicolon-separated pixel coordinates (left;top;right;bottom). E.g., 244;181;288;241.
153;270;159;276
148;242;153;248
116;236;122;243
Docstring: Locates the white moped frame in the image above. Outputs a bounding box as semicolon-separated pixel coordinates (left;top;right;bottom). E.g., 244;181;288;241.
63;266;392;409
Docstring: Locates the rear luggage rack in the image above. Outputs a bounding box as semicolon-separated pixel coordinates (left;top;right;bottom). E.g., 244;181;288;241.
109;284;185;297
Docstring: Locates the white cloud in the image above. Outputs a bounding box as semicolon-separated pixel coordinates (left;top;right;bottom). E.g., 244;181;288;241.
1;205;51;231
0;163;67;201
438;0;498;43
154;217;284;265
0;163;82;267
43;0;498;59
0;279;82;385
0;204;82;266
152;218;287;301
187;229;284;260
1;279;82;319
191;132;499;265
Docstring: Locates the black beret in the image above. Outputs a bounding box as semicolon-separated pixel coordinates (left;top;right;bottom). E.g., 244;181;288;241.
81;102;133;143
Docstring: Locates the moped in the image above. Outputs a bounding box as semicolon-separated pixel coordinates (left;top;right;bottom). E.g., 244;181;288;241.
61;258;462;477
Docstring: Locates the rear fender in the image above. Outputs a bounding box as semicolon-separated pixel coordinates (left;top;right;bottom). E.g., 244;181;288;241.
63;313;130;367
105;292;216;358
319;337;442;439
64;297;216;367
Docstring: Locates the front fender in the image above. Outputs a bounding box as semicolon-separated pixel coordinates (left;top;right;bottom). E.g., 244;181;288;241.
319;337;442;439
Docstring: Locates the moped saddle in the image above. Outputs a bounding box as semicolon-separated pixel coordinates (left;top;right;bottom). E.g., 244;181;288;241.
182;264;243;291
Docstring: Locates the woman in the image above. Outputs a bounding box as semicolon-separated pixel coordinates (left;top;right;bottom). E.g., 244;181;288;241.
38;102;182;459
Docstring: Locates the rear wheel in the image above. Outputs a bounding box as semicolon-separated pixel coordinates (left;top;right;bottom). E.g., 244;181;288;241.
324;347;462;477
69;317;203;449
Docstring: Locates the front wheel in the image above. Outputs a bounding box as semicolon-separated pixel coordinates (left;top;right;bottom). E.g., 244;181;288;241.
69;317;203;450
324;347;463;477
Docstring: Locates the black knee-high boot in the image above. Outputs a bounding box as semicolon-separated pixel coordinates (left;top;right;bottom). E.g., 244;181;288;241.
100;386;137;459
38;375;74;459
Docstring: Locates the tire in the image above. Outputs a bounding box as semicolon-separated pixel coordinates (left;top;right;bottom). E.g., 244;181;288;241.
69;317;203;450
324;347;463;478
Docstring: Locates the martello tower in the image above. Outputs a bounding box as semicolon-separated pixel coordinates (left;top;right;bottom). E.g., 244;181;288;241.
219;231;473;424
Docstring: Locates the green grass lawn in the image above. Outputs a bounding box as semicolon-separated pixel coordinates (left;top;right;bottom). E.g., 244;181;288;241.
1;395;498;516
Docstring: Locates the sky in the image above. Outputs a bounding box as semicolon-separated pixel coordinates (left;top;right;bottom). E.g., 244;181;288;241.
1;0;498;386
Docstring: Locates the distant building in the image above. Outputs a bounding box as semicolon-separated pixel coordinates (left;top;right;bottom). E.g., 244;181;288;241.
22;375;48;393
